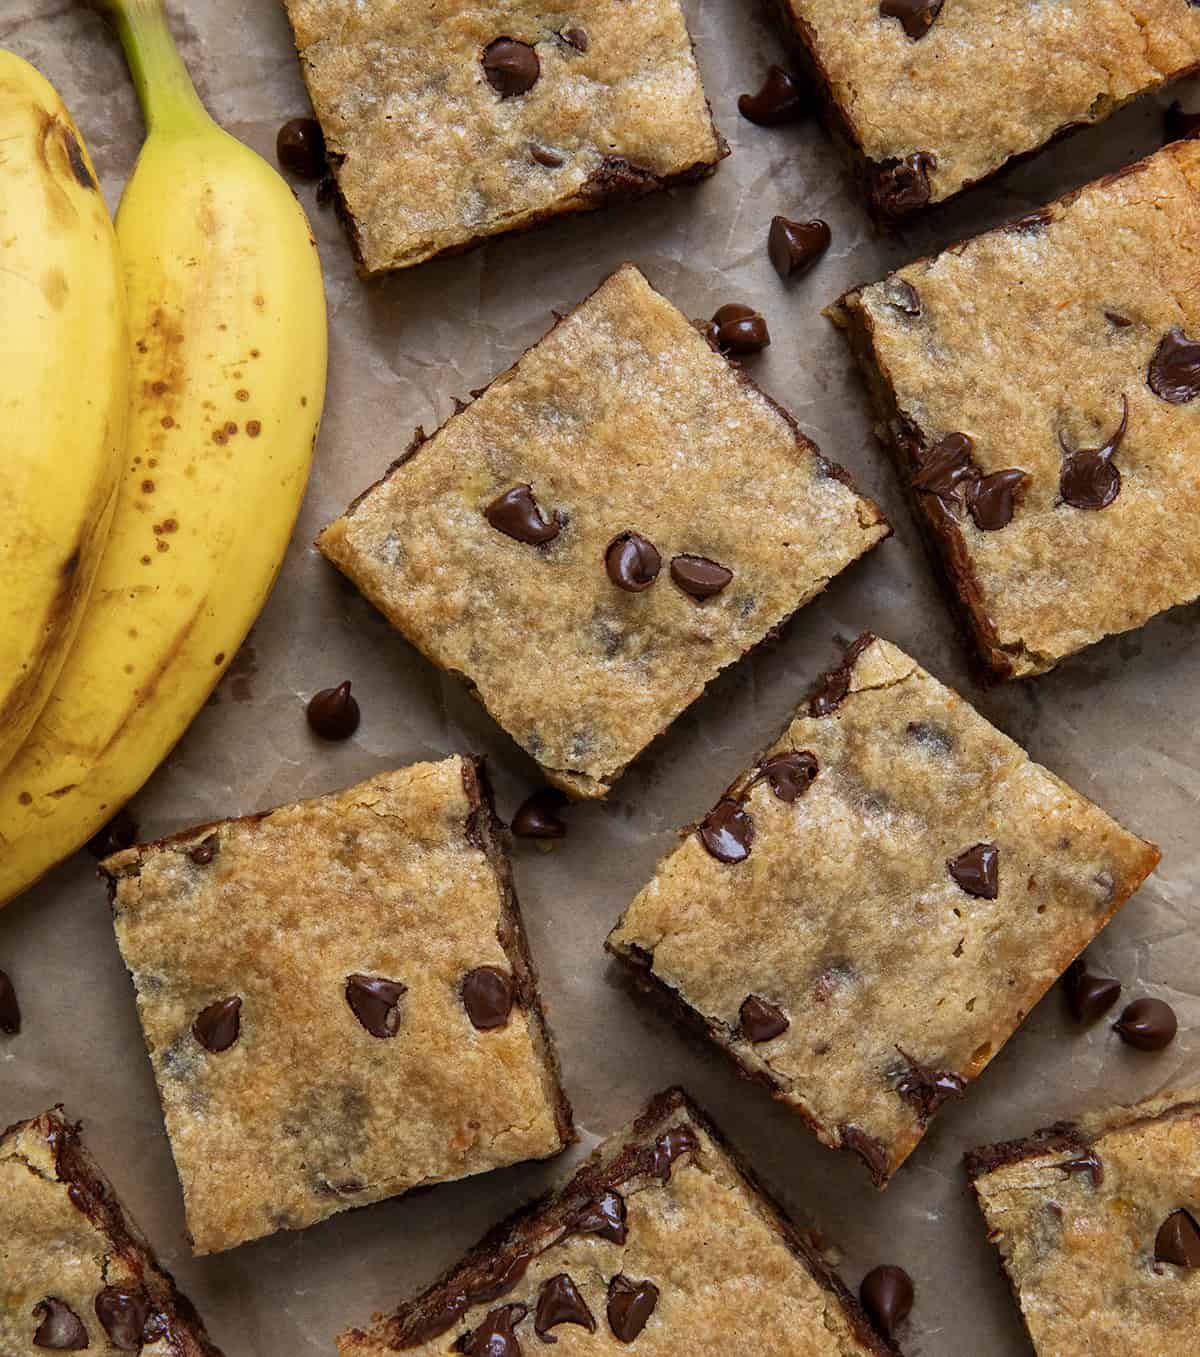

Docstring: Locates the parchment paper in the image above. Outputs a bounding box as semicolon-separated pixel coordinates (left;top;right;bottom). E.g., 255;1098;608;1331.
2;3;1197;1353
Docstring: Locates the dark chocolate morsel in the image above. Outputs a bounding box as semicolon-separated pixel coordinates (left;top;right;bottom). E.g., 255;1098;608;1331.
947;842;999;899
607;1275;659;1342
1148;326;1200;403
880;0;944;39
872;151;935;219
345;974;406;1039
485;484;561;544
1057;1148;1104;1186
882;276;922;315
649;1124;699;1180
570;1190;628;1244
1164;101;1200;144
698;798;754;863
276;117;327;179
669;554;732;600
759;750;818;801
1155;1208;1200;1266
912;432;976;506
893;1049;966;1121
737;65;809;125
459;1303;528;1356
306;680;361;740
1059;396;1127;510
188;834;219;866
86;807;138;858
712;302;770;354
535;1274;596;1340
462;966;515;1029
560;26;589;50
768;216;832;280
1105;310;1133;328
840;1124;890;1184
511;788;568;839
966;468;1027;530
739;994;789;1042
1113;996;1177;1050
32;1297;88;1350
95;1288;149;1351
482;38;540;97
606;532;661;592
192;995;242;1053
859;1265;914;1338
530;145;564;167
0;967;20;1036
1064;959;1122;1023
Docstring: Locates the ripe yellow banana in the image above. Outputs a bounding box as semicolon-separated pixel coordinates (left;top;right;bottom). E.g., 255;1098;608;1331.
0;0;327;906
0;52;128;775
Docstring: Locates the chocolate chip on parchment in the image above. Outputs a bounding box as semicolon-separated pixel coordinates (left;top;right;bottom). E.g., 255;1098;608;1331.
606;532;661;592
462;966;515;1030
86;807;138;858
948;842;999;899
32;1297;88;1350
307;680;361;740
1149;327;1200;403
1155;1208;1200;1267
759;750;818;801
535;1274;596;1341
0;968;20;1036
1064;959;1121;1023
1164;101;1200;144
570;1190;628;1244
669;554;732;600
737;65;809;125
511;788;568;838
966;468;1027;531
739;994;789;1042
882;276;922;315
276;118;327;179
345;975;406;1039
880;0;943;39
872;151;935;219
1113;996;1177;1050
188;835;219;866
192;995;242;1053
95;1288;149;1351
485;484;561;544
711;302;770;354
482;38;540;97
768;216;831;280
607;1276;659;1342
859;1265;914;1338
1059;396;1127;510
459;1303;527;1356
698;798;754;863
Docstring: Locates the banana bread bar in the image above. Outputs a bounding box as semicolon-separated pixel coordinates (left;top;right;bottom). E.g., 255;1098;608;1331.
101;757;573;1254
338;1087;901;1355
764;0;1200;223
607;635;1159;1186
282;0;727;274
830;139;1200;680
317;264;889;800
966;1088;1200;1355
0;1107;222;1355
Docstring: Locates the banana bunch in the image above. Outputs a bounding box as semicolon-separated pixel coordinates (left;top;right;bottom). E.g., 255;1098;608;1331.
0;0;328;907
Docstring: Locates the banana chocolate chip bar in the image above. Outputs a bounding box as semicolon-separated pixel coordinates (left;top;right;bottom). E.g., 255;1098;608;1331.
100;757;572;1254
966;1089;1200;1355
338;1087;902;1356
281;0;727;274
317;264;889;800
607;635;1159;1187
830;138;1200;679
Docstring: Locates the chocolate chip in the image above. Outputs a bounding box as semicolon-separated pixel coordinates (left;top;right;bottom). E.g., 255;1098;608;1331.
1155;1208;1200;1266
535;1274;596;1341
859;1265;914;1338
882;276;921;316
530;144;564;167
1165;101;1200;144
1059;396;1127;510
808;633;874;719
912;432;976;507
606;532;661;592
559;27;589;51
32;1298;88;1350
1064;959;1121;1023
698;798;754;863
759;750;818;801
739;994;789;1042
880;0;943;38
966;468;1027;531
1056;1149;1104;1186
306;680;361;740
1105;310;1133;328
1149;327;1200;403
86;808;138;858
893;1048;966;1121
948;842;999;899
872;151;935;219
0;968;20;1036
485;484;561;544
649;1124;699;1180
841;1124;890;1185
768;216;831;280
276;117;327;179
95;1288;148;1351
345;975;406;1039
511;788;568;839
1113;996;1177;1050
459;1303;527;1356
669;554;732;600
570;1190;627;1244
737;65;809;125
188;834;218;866
462;966;515;1029
482;38;540;97
711;302;770;354
192;995;242;1053
607;1276;658;1342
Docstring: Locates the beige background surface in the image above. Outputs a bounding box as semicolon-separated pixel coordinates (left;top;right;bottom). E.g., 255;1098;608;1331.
1;3;1197;1353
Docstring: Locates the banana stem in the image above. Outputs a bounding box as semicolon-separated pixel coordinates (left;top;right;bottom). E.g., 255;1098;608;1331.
100;0;211;136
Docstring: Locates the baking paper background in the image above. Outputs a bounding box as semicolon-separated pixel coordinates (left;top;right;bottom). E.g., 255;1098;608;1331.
2;3;1198;1352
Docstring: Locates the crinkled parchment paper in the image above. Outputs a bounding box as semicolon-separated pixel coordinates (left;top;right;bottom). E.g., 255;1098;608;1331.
2;3;1198;1353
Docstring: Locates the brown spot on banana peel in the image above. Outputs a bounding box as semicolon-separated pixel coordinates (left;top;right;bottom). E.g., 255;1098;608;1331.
63;128;96;190
42;268;69;309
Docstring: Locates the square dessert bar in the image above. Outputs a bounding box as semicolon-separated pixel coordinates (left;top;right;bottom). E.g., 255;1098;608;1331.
338;1087;901;1355
831;139;1200;680
608;635;1160;1187
317;264;889;800
0;1107;222;1355
764;0;1200;223
967;1089;1200;1355
283;0;727;274
101;756;573;1254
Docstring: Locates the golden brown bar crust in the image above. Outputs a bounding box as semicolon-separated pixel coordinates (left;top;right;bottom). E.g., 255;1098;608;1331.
317;264;889;799
608;636;1159;1186
101;756;573;1255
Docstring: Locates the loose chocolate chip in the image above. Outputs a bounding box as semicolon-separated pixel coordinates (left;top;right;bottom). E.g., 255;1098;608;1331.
947;842;999;899
32;1297;88;1350
1113;996;1177;1050
570;1190;628;1244
1057;1149;1104;1186
511;788;568;839
0;968;20;1036
1064;959;1122;1023
859;1265;914;1338
276;117;327;179
669;554;732;600
966;468;1027;531
1155;1208;1200;1266
872;151;935;219
739;994;789;1042
607;1276;658;1342
711;302;770;354
768;216;831;280
95;1288;148;1351
698;798;754;863
459;1303;527;1356
606;532;661;592
188;834;218;866
535;1274;596;1340
759;750;818;801
1164;101;1200;144
880;0;943;39
86;807;138;858
462;966;515;1030
559;26;589;51
1149;327;1200;403
482;38;540;97
1059;396;1127;510
530;144;564;167
893;1049;966;1121
306;680;361;740
345;974;406;1039
192;995;242;1053
485;484;561;544
882;276;921;316
737;65;809;125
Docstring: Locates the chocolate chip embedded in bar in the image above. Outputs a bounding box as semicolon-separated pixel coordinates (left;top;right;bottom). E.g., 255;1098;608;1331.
336;1088;902;1356
608;636;1159;1186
